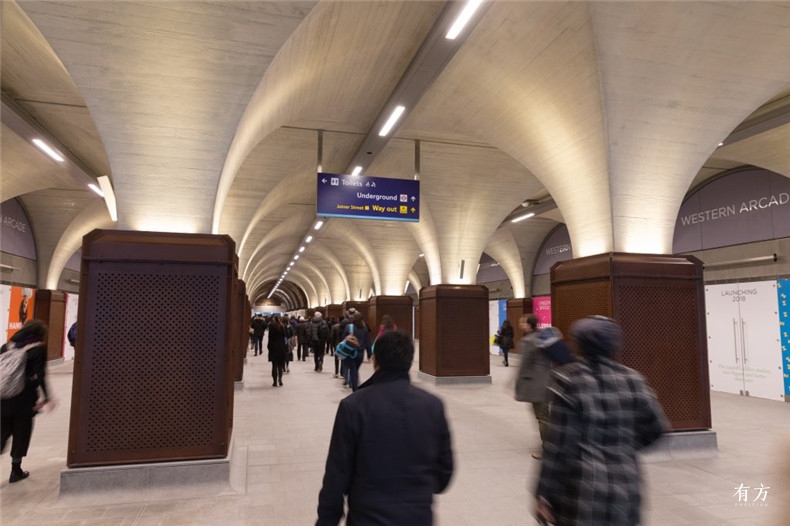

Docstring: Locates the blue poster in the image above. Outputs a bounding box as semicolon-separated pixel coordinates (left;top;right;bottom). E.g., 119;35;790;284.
499;299;507;327
777;279;790;396
317;172;420;222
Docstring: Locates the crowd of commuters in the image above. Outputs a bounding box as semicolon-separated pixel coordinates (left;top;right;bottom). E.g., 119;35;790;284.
250;308;383;392
1;308;667;526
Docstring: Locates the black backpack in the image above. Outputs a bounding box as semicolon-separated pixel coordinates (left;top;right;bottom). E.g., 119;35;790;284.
318;320;330;340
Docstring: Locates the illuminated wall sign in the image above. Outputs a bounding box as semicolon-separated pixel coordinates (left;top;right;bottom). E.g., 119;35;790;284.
533;225;573;275
673;168;790;253
316;172;419;222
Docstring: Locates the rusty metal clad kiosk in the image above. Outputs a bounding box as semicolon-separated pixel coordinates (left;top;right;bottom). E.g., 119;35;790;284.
551;253;710;431
67;230;236;467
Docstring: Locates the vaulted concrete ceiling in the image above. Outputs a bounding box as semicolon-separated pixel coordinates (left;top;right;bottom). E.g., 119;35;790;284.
2;1;788;308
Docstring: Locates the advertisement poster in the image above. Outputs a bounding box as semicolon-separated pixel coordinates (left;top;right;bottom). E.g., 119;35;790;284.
533;296;552;328
0;285;10;344
777;279;790;397
489;300;506;354
705;281;784;401
6;286;35;341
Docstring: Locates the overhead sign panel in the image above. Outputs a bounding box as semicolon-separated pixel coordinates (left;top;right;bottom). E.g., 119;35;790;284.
316;172;419;222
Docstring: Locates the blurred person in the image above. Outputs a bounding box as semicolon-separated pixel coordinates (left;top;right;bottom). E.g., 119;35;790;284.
267;316;288;387
296;316;310;361
498;319;515;366
514;314;551;459
250;314;267;356
1;319;56;483
329;318;343;377
343;312;371;391
534;316;669;526
317;330;454;525
516;322;574;459
309;312;330;372
372;314;397;358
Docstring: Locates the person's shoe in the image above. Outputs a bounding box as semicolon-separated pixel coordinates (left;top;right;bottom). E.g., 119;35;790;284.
334;374;339;378
278;380;283;386
272;381;278;387
10;468;29;483
531;452;542;460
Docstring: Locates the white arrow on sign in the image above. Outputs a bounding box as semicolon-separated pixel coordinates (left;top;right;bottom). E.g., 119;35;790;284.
322;177;327;184
411;196;416;202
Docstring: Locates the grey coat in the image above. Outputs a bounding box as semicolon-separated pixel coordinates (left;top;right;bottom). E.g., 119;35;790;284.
514;331;552;403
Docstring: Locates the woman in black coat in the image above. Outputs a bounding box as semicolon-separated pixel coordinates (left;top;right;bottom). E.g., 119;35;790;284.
1;319;54;483
498;319;515;366
267;316;288;387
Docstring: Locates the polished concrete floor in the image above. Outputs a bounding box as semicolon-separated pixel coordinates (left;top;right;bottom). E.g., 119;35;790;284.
1;342;788;526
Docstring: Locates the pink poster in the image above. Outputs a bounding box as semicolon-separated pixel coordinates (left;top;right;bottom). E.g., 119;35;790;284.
533;296;551;328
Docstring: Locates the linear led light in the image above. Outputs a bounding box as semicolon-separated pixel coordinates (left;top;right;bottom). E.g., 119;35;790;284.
314;220;324;230
511;212;535;223
299;246;305;253
378;105;406;137
32;138;64;162
305;235;313;243
97;175;118;222
88;183;104;197
351;166;363;176
294;255;300;260
446;0;483;40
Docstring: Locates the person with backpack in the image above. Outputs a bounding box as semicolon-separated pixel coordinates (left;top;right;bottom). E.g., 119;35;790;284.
296;316;311;361
514;315;573;460
1;319;55;483
309;312;330;372
336;312;371;392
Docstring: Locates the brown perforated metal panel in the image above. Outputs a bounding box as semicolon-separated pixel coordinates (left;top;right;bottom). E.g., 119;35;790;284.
419;285;489;376
326;304;343;320
614;280;710;430
33;290;66;361
552;280;611;337
68;230;235;467
551;253;710;431
506;298;534;348
368;296;413;339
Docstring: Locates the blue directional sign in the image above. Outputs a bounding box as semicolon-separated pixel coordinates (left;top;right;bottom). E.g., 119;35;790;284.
316;172;420;222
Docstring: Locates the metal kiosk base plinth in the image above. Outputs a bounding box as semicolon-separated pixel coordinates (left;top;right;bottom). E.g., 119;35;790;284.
59;434;246;504
417;371;492;385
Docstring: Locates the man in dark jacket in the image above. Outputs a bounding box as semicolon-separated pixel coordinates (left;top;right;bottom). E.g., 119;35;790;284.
250;314;267;356
317;330;454;525
296;316;310;361
309;312;329;372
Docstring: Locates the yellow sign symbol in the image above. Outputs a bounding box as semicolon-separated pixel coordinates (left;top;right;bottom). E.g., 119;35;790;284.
399;206;407;214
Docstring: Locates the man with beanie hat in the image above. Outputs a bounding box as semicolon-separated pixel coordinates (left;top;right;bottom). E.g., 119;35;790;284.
534;316;669;526
515;316;572;460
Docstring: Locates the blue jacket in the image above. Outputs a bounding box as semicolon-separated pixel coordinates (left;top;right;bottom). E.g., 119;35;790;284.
317;369;454;525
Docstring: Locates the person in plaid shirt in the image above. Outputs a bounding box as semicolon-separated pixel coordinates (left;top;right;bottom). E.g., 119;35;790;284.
534;316;668;525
